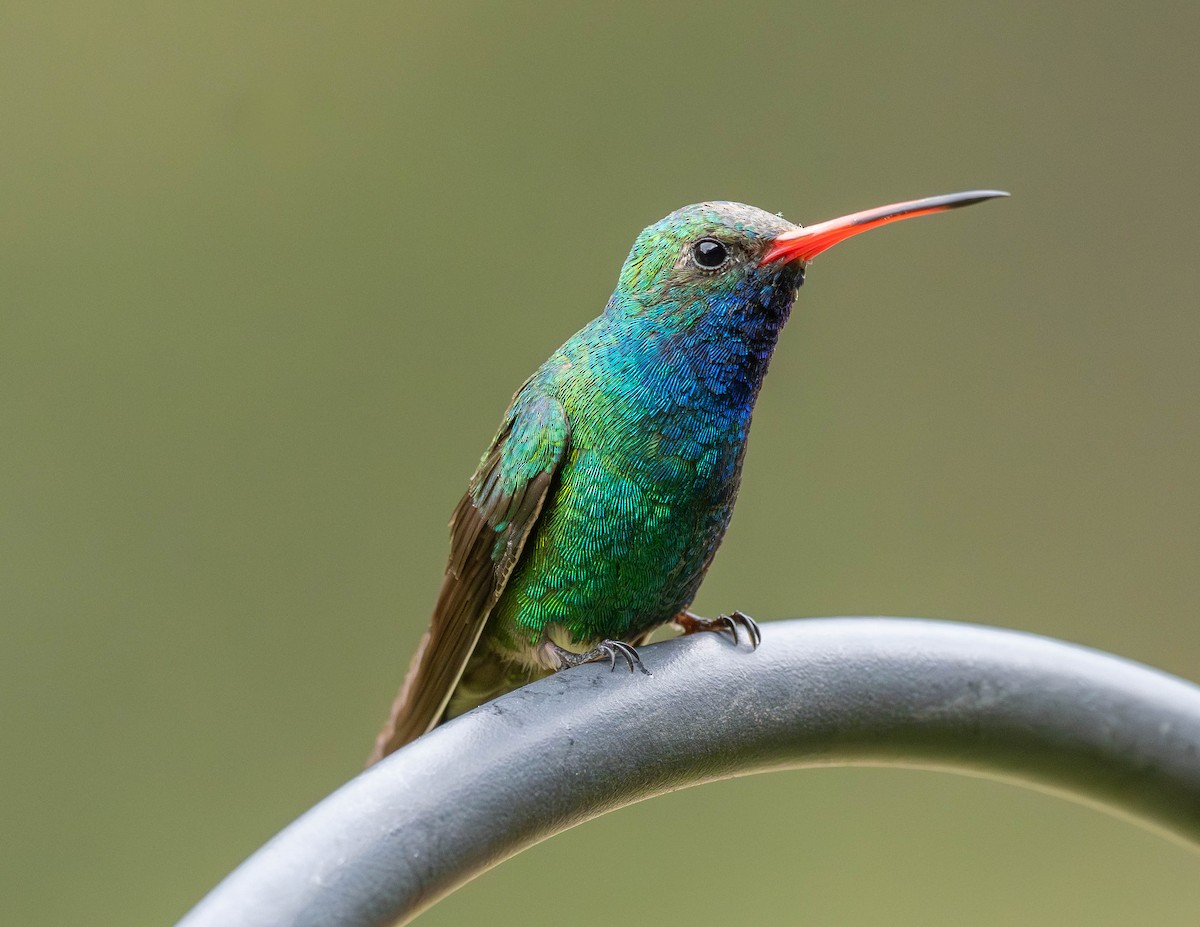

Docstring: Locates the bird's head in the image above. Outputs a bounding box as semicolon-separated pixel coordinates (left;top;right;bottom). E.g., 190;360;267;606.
608;191;1007;339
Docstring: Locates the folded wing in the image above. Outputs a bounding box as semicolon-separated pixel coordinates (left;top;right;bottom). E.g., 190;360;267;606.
368;387;569;763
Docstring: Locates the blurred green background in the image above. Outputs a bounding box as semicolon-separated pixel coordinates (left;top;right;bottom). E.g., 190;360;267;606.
3;1;1198;924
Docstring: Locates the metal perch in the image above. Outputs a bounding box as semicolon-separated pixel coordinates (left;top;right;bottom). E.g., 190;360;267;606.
177;617;1200;927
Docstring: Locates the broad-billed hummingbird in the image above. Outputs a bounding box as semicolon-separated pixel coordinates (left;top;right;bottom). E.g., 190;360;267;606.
370;190;1006;763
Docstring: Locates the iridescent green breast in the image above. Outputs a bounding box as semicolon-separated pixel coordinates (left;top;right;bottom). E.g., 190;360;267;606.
483;307;764;658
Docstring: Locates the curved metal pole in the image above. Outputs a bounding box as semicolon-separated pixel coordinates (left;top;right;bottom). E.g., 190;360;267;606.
177;618;1200;927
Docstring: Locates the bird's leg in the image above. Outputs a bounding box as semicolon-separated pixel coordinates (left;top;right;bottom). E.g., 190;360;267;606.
673;610;762;650
540;639;652;675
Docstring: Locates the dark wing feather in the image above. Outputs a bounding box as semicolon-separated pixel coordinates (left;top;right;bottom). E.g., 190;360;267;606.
368;389;569;763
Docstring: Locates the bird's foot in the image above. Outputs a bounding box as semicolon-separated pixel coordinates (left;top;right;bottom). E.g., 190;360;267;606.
673;610;762;649
542;639;652;675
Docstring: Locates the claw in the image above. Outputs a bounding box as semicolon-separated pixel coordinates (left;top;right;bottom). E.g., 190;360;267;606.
674;609;762;651
604;640;650;675
729;611;762;650
545;638;652;676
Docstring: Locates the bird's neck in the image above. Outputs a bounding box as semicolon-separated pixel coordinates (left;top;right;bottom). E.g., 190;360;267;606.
550;277;799;436
639;274;797;420
678;298;787;413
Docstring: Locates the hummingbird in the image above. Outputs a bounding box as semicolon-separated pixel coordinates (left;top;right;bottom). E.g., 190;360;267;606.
369;189;1006;763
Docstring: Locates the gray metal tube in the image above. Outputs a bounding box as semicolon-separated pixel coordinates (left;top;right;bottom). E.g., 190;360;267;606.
177;617;1200;927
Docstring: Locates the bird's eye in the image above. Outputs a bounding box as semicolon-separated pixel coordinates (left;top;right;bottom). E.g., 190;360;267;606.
691;238;729;270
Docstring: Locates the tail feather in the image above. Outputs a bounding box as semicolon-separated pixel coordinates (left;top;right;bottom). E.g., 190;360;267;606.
367;638;544;766
367;628;440;764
